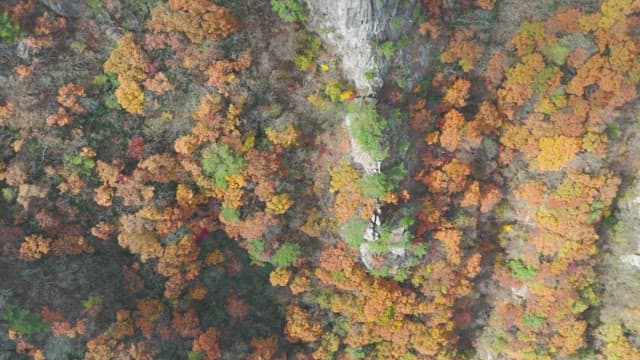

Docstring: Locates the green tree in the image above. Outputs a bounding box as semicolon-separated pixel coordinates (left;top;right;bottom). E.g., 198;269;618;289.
341;217;369;249
271;242;300;268
201;144;247;188
1;305;47;336
348;103;389;161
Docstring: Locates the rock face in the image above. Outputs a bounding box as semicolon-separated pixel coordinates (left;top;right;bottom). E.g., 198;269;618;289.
304;0;415;95
304;0;416;271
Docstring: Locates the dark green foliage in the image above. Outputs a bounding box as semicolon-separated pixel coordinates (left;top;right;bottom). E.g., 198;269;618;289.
271;242;300;268
188;351;204;360
1;304;47;336
341;217;369;249
0;12;24;44
293;30;322;71
506;258;538;280
201;144;247;189
606;122;621;139
347;103;389;161
271;0;308;22
2;187;15;202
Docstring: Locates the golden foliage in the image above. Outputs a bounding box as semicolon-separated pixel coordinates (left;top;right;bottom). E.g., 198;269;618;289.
535;136;581;172
269;267;292;287
19;234;51;260
266;124;300;148
289;269;311;295
266;193;294;215
114;77;145;115
103;33;148;83
329;160;360;193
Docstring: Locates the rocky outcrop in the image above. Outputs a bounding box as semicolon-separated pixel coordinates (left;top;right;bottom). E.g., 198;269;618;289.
304;0;416;95
304;0;417;271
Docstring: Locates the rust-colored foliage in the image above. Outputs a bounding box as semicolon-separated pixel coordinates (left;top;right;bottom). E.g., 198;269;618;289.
147;0;240;44
439;109;465;152
433;228;462;266
205;50;252;88
192;327;222;360
440;29;483;72
443;78;471;108
172;308;200;338
248;336;278;360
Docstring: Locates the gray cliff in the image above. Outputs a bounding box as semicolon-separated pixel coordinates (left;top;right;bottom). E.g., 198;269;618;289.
304;0;418;271
304;0;416;95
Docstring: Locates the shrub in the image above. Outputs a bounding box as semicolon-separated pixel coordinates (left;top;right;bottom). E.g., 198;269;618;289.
378;41;396;60
271;0;307;22
0;12;24;44
271;242;300;268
